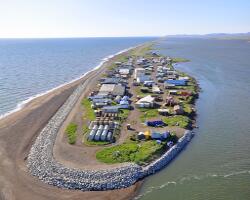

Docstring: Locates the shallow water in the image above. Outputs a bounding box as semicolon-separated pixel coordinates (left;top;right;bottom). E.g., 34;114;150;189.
0;37;154;116
136;38;250;200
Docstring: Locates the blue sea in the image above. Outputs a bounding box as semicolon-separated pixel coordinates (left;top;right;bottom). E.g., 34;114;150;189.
0;37;154;117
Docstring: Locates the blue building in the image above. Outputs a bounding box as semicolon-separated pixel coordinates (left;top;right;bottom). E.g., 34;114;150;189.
165;79;187;86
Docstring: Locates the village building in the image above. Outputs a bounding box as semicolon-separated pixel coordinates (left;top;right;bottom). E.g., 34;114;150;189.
119;68;130;76
134;68;145;79
152;85;162;94
164;79;187;87
98;84;125;96
174;105;184;115
135;95;155;108
136;75;151;83
158;108;170;116
169;90;178;95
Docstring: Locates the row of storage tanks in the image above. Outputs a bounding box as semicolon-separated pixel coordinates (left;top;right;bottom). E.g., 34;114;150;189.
88;124;113;142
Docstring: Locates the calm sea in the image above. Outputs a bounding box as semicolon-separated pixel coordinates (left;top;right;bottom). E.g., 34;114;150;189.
136;38;250;200
0;37;154;117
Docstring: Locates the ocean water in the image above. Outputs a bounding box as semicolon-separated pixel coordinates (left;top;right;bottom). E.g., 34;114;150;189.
136;38;250;199
0;37;154;117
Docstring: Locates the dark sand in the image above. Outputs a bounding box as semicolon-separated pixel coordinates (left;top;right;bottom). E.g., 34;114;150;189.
0;48;143;200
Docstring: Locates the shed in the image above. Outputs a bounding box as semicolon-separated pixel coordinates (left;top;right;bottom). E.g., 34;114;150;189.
158;108;170;116
151;132;162;140
137;132;146;140
152;85;161;94
169;90;178;95
174;105;184;114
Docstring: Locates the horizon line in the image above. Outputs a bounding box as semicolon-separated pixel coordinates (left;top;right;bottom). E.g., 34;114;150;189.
0;31;249;39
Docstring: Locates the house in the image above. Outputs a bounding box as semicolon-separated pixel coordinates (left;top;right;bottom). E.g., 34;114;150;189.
119;68;130;76
143;80;154;87
136;75;151;83
152;85;161;94
101;78;121;84
134;68;145;79
179;76;190;81
173;105;184;115
98;84;125;96
167;75;177;80
164;79;187;86
166;96;177;106
164;83;176;89
135;95;155;108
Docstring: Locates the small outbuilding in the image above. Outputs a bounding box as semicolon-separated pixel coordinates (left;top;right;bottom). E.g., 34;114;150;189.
173;105;184;115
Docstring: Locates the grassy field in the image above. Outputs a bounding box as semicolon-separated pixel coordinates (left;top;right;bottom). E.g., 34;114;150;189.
129;42;154;57
162;115;191;129
134;86;152;97
139;108;159;122
96;140;165;165
81;98;95;121
172;57;190;63
65;123;77;144
119;109;130;122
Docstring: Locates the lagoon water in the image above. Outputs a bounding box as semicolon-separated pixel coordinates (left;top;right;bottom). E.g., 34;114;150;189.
0;37;153;117
136;38;250;200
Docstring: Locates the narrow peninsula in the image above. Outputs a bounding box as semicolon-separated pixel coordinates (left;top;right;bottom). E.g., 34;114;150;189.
27;42;199;190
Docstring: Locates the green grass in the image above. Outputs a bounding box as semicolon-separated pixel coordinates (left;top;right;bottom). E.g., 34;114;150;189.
119;109;130;122
96;140;164;165
182;103;193;114
134;87;152;97
172;57;190;63
65;123;77;144
81;98;95;121
84;139;110;146
82;124;89;134
139;108;159;122
162;115;191;129
129;42;154;57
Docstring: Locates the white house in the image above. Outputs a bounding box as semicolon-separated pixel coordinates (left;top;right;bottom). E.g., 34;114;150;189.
134;68;145;79
136;75;151;83
135;95;155;108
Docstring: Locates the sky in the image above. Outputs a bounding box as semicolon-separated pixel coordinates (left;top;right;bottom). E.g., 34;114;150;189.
0;0;249;38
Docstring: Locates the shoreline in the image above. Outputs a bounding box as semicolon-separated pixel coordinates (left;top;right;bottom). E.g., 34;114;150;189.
0;45;139;120
0;44;145;200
